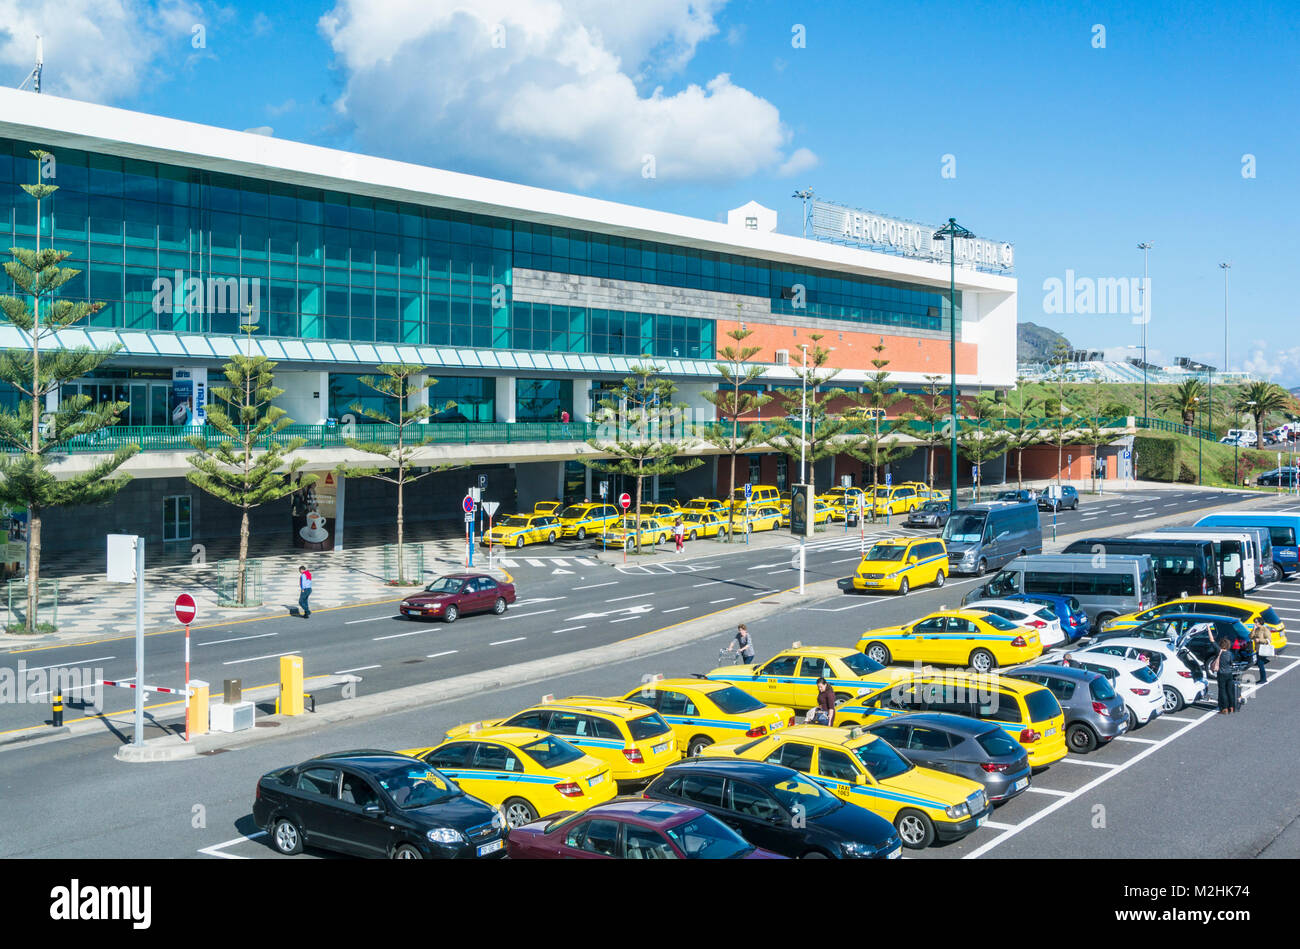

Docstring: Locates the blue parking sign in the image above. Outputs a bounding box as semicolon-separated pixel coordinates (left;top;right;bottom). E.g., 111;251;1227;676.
744;483;752;500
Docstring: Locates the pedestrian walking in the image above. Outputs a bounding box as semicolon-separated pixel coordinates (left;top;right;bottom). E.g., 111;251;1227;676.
1210;637;1235;713
726;623;755;665
298;565;313;618
1251;623;1272;684
673;518;685;553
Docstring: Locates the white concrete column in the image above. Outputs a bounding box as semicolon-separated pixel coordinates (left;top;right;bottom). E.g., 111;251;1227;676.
495;376;516;423
412;372;430;423
572;378;593;421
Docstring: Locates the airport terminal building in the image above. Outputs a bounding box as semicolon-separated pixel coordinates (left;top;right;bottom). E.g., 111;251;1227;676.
0;89;1017;560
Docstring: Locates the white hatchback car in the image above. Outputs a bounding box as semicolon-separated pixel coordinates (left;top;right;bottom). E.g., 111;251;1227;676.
965;599;1066;647
1076;638;1207;713
1045;653;1163;729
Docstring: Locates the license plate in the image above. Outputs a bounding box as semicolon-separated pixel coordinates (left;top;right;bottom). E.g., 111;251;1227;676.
477;839;504;856
886;847;902;859
589;773;605;786
976;815;987;827
1045;727;1057;737
1013;778;1028;791
653;742;670;755
770;720;783;731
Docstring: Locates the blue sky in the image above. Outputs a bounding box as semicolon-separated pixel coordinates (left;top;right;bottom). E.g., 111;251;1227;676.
5;0;1297;382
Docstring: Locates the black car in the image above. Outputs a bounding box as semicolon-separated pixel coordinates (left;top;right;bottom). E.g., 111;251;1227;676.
252;750;507;859
1092;613;1254;668
906;500;951;529
860;713;1031;803
1037;485;1079;511
643;758;902;859
1256;467;1299;487
995;489;1037;503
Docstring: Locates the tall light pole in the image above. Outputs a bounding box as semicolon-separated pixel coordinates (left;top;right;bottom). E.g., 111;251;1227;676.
793;189;815;239
1219;262;1231;372
798;343;809;595
932;217;974;512
1138;242;1152;419
1193;396;1202;485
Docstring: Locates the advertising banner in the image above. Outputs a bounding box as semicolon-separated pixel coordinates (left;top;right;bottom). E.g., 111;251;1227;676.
171;368;207;427
292;472;337;551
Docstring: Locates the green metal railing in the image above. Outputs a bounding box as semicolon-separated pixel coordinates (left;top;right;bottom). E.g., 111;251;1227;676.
1135;416;1215;441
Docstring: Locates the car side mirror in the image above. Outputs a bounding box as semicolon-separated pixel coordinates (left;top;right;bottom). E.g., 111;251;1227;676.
363;802;384;818
908;556;918;564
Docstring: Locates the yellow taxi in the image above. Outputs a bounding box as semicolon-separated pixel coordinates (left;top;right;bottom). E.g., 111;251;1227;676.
698;725;991;849
555;502;622;540
446;696;679;791
644;501;683;519
735;504;782;532
482;512;561;548
1102;595;1289;651
818;486;867;507
783;498;832;527
855;608;1043;672
616;676;795;757
834;671;1068;769
679;511;732;539
400;726;617;828
870;485;924;516
531;500;563;516
778;490;792;517
842;537;949;595
705;643;901;710
724;484;781;510
601;514;671;549
823;496;863;523
680;497;726;516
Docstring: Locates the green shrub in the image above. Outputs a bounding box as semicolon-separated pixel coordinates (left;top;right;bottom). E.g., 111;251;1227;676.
1134;435;1176;481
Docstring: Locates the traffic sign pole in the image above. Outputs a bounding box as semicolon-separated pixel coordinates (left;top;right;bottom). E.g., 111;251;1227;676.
184;624;191;742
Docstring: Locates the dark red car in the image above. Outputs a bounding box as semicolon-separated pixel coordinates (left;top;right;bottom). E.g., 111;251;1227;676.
506;798;784;859
398;573;516;623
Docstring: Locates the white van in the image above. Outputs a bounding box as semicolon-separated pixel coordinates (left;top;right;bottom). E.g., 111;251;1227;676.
1131;528;1258;594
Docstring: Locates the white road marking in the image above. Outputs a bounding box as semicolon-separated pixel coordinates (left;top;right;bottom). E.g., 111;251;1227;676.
345;615;393;625
662;606;691;613
1113;735;1160;744
606;592;655;603
609;616;642;623
710;597;736;604
830;557;859;564
551;626;586;634
809;599;882;612
693;580;724;587
490;637;526;646
373;628;433;641
200;632;276;646
1055;758;1118;769
1133;513;1157;518
1158;715;1197;723
751;590;778;597
332;664;380;674
577;558;598;566
1024;786;1071;797
504;609;558;619
223;651;301;665
573;581;617;590
981;820;1017;831
426;650;458;659
525;559;545;567
15;655;115;672
198;831;267;859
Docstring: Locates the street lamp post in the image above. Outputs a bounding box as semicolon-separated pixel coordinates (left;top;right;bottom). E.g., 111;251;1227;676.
1138;242;1152;419
798;343;809;595
1193;396;1202;485
1220;262;1231;372
932;217;974;512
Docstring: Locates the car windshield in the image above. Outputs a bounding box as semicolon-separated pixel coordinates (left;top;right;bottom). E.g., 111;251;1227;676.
558;506;590;519
374;764;462;808
1089;677;1117;700
627;713;672;741
769;774;838;818
707;686;765;714
852;739;913;781
864;544;907;562
841;652;886;676
943;513;987;543
518;736;585;769
664;815;753;859
921;502;947;512
424;577;465;594
1024;689;1062;722
499;515;531;527
683;513;710;523
976;729;1021;757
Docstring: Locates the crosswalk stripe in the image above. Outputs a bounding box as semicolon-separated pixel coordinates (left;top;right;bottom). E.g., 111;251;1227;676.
525;558;545;567
577;558;597;566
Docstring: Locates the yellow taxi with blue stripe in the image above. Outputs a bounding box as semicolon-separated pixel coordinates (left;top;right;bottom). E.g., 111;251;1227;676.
680;497;726;516
834;671;1068;769
616;676;795;757
705;643;901;710
697;724;991;849
482;512;560;548
400;726;617;828
781;498;832;527
841;537;948;595
856;608;1043;671
870;485;924;516
531;500;563;516
599;514;671;549
679;511;732;539
555;502;621;540
735;505;782;532
723;484;781;510
1101;595;1289;651
446;696;678;791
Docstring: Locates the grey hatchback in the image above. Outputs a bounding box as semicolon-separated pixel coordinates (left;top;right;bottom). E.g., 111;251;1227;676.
1006;665;1128;753
860;713;1031;804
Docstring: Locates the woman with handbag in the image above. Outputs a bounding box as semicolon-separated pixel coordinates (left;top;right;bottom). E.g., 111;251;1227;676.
1210;637;1236;714
1251;623;1273;684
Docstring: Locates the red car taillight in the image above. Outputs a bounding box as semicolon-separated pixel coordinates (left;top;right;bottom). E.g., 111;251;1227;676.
1178;670;1193;678
1131;688;1150;696
1026;619;1046;629
1019;728;1040;743
980;762;1010;772
1011;636;1027;647
1092;702;1107;714
745;725;769;738
255;783;261;801
622;747;644;764
554;781;584;798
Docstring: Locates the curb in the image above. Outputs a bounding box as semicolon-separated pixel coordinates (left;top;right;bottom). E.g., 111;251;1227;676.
0;725;68;747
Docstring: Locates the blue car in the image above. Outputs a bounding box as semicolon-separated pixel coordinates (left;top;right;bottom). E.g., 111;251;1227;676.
1003;592;1090;641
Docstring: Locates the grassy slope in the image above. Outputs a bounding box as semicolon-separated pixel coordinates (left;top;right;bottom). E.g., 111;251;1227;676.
1016;380;1297;434
1137;430;1297;488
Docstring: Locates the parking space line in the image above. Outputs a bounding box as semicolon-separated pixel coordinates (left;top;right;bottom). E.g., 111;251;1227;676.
981;820;1017;830
1056;758;1118;768
751;590;778;597
345;615;393;625
809;599;883;612
1159;715;1196;723
198;831;267;859
1114;736;1160;744
1024;786;1071;797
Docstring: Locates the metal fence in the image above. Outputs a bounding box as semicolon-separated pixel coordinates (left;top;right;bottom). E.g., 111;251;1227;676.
1135;417;1215;440
382;544;425;585
215;558;262;607
5;578;58;631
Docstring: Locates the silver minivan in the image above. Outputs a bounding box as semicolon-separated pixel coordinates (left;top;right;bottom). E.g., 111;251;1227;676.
941;502;1043;576
967;553;1158;627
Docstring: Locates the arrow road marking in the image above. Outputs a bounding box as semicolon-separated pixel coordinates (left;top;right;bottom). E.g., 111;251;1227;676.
567;604;655;621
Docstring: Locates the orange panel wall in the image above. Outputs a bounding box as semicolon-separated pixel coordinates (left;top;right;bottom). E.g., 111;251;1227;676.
716;319;978;377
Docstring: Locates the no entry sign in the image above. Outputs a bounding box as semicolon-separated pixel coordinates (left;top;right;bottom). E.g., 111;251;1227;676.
175;593;197;625
619;493;632;509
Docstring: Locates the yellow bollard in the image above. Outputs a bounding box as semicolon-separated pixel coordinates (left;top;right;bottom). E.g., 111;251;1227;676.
279;655;304;716
187;679;209;738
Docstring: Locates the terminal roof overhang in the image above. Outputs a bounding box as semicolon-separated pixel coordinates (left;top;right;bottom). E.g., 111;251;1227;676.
0;89;1014;298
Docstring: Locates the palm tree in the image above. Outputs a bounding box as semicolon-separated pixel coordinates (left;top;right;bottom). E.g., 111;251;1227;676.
1233;381;1292;445
1153;379;1208;429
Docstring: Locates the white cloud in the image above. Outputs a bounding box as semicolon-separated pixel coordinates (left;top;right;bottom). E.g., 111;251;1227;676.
778;147;818;177
1240;340;1300;387
242;126;273;136
0;0;202;103
318;0;814;189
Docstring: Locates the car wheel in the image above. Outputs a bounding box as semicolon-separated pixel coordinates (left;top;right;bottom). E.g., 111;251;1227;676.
969;648;996;674
502;797;538;829
576;527;586;540
1096;612;1117;627
898;578;910;596
1162;685;1184;713
660;534;668;545
493;597;507;616
977;558;988;576
865;642;891;665
895;809;936;849
934;570;946;588
272;817;303;855
687;736;713;757
515;536;525;548
1067;722;1099;753
443;605;459;624
1127;707;1139;731
801;850;829;859
547;532;557;544
393;843;424;860
688;530;697;541
1072;499;1079;510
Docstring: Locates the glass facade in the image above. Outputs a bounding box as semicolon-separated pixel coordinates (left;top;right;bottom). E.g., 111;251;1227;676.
428;376;495;422
516;379;573;422
329;373;400;421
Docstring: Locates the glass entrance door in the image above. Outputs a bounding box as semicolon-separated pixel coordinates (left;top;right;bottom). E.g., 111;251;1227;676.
163;495;192;542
